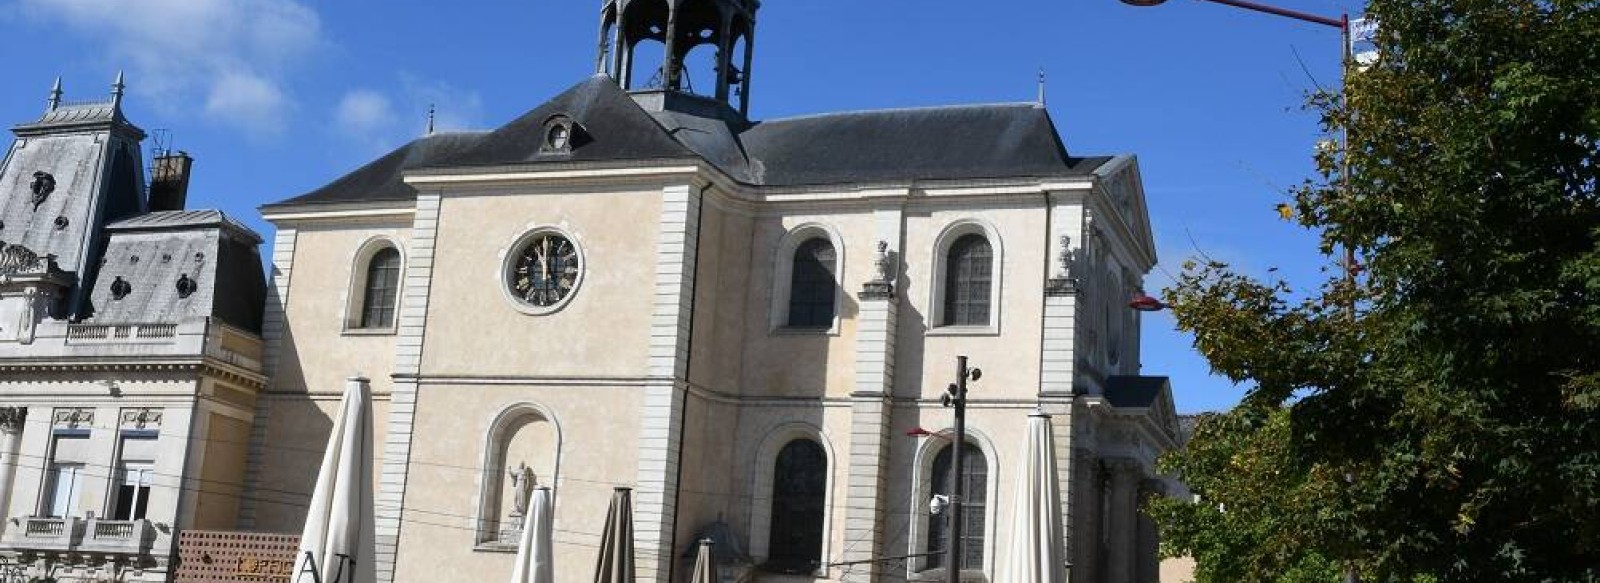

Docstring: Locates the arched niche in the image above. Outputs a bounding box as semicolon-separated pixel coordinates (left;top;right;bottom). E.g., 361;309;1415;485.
475;402;562;546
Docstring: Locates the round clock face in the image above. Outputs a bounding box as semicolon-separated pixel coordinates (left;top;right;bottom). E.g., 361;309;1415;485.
509;233;580;308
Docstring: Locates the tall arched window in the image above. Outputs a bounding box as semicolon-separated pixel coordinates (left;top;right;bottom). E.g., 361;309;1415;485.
766;439;827;573
359;248;401;329
926;442;988;571
787;238;837;328
942;234;993;326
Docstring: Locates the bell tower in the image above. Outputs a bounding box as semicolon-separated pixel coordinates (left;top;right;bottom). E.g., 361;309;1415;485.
596;0;758;118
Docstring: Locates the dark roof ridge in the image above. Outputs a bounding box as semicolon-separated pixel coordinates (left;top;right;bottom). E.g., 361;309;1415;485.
107;209;263;244
758;101;1045;124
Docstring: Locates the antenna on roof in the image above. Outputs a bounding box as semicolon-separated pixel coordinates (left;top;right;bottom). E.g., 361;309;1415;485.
1037;68;1047;107
426;104;436;136
48;76;63;112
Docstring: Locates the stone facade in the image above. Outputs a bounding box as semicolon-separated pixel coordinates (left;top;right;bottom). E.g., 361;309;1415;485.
249;2;1186;578
0;77;268;583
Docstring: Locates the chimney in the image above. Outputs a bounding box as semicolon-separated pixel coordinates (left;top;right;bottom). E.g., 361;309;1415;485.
148;151;193;212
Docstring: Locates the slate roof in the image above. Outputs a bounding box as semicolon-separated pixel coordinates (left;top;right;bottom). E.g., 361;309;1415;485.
13;101;133;134
89;210;266;332
1105;375;1171;409
272;132;487;206
107;209;262;243
272;76;1114;207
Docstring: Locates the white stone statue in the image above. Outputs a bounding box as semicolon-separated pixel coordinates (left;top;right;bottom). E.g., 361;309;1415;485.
509;462;536;517
1057;235;1074;279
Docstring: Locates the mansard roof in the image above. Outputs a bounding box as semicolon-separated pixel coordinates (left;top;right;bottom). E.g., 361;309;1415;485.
13;101;142;138
107;209;262;243
88;210;267;332
271;76;1114;207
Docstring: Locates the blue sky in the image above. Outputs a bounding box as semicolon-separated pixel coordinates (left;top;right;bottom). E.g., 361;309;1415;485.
0;0;1360;413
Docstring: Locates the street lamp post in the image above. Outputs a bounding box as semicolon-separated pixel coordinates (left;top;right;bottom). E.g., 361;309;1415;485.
1117;4;1361;581
942;356;980;583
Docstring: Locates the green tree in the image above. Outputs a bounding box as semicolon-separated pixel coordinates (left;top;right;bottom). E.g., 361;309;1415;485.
1150;1;1600;581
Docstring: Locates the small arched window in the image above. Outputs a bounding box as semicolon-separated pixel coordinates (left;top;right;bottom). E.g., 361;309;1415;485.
926;442;988;571
766;439;827;573
358;248;401;329
787;238;837;328
942;234;993;326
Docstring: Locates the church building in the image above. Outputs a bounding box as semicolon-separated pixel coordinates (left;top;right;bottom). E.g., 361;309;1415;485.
250;2;1183;582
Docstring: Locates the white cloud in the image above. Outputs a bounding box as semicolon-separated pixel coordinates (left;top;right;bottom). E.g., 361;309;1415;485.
334;89;395;147
206;71;290;134
18;0;322;137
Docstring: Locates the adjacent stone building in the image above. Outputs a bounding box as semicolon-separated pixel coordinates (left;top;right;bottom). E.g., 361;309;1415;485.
248;2;1183;583
0;76;268;583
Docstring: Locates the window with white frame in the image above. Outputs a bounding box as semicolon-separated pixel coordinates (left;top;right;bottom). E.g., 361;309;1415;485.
44;432;90;518
926;442;988;571
46;462;85;518
113;461;153;520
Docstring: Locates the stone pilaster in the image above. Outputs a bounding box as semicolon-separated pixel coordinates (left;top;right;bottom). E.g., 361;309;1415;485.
635;184;701;583
1104;458;1143;583
0;407;26;529
839;263;898;582
373;193;442;583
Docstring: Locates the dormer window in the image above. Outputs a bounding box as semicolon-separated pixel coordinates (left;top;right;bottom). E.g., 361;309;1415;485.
547;125;570;151
541;116;578;154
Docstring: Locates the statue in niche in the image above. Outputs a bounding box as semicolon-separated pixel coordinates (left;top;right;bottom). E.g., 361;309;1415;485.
500;462;538;541
509;462;537;517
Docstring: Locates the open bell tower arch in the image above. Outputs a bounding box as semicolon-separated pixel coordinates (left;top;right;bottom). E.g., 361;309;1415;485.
597;0;759;117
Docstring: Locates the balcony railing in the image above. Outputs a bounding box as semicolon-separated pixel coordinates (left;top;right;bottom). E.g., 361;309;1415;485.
79;518;155;555
1;517;153;556
1;517;80;552
65;323;178;343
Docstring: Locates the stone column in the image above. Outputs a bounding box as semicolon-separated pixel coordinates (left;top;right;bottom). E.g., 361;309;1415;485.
0;407;26;529
1136;479;1166;583
1104;458;1143;583
839;241;900;583
1069;450;1101;582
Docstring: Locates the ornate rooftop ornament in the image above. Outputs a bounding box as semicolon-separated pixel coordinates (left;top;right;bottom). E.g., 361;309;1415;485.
1046;234;1079;296
0;241;52;275
176;273;198;298
30;171;55;211
861;240;898;300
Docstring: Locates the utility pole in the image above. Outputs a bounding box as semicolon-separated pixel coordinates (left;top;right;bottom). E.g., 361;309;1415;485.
943;356;980;583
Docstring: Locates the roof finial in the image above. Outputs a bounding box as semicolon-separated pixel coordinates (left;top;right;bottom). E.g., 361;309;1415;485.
111;70;126;108
426;104;436;135
47;76;63;112
1037;68;1047;107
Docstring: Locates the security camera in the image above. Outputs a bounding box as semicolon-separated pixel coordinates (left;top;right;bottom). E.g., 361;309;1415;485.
929;495;950;515
969;368;982;382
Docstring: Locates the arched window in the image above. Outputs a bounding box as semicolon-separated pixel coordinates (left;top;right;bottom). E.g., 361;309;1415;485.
926;442;988;571
765;439;827;573
787;239;837;328
359;248;401;329
942;234;994;326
